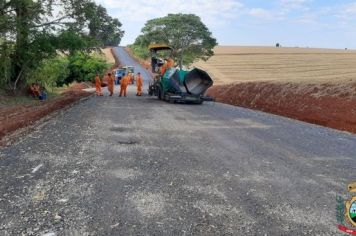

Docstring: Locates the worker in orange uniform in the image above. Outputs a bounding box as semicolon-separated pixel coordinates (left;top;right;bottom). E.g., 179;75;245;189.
119;73;130;97
136;72;143;96
129;72;135;84
95;74;103;96
29;83;39;98
33;83;41;97
107;72;115;96
160;58;175;76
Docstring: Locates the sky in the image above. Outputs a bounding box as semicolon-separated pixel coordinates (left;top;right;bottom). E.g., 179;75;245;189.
94;0;356;49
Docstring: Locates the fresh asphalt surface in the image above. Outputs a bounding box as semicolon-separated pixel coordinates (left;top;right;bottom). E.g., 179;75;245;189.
1;47;356;236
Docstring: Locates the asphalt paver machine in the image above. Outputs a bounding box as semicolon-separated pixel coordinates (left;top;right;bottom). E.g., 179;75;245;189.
148;44;214;104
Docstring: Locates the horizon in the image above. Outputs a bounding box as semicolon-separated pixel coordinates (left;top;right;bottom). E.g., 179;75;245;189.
95;0;356;50
187;44;356;50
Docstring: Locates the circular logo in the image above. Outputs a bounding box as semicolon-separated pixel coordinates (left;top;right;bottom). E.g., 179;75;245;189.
350;200;356;224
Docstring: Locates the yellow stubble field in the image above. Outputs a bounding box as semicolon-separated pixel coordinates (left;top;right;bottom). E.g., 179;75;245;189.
101;47;116;64
193;46;356;85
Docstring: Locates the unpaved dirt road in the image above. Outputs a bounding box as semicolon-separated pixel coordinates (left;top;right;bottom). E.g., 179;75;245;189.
0;47;355;236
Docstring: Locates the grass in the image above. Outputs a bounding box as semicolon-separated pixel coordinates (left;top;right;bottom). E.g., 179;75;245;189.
0;95;36;107
52;86;69;94
0;90;61;108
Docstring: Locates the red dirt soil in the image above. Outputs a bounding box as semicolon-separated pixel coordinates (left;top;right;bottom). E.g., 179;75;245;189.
207;82;356;133
0;86;92;146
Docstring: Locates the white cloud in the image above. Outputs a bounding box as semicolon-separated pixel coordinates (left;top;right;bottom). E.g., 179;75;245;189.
330;2;356;25
248;8;282;20
246;0;312;21
94;0;244;44
91;0;356;48
295;13;317;24
280;0;311;10
95;0;243;25
342;2;356;15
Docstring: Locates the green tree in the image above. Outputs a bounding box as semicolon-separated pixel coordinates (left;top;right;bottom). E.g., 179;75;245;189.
129;44;150;60
84;3;124;46
66;52;110;84
134;13;217;69
0;0;124;92
56;30;91;55
27;56;70;90
0;42;13;88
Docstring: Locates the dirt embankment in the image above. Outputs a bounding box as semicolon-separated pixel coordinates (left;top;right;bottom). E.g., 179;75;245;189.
207;82;356;133
196;46;356;133
0;89;92;146
101;47;116;65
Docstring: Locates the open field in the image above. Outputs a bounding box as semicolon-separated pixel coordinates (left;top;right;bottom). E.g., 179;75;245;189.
194;46;356;85
101;47;116;64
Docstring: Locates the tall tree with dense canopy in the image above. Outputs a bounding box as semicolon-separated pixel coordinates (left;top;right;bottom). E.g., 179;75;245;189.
134;13;217;69
0;0;124;92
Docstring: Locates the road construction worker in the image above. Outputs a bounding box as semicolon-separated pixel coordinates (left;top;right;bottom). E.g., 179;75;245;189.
107;72;115;96
161;58;174;76
33;83;41;97
129;72;135;84
95;74;103;96
29;83;39;98
136;72;143;96
119;73;130;97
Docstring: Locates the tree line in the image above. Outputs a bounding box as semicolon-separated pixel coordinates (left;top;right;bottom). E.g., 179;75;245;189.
0;0;124;93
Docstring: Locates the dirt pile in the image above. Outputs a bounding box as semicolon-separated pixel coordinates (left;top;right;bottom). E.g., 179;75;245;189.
67;82;93;90
207;82;356;133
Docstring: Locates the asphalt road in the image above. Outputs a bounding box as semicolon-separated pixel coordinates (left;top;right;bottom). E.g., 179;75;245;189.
113;47;152;86
0;47;356;236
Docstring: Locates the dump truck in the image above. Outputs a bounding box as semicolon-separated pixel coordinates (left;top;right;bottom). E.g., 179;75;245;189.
115;68;125;84
148;44;214;104
115;66;135;84
122;66;134;75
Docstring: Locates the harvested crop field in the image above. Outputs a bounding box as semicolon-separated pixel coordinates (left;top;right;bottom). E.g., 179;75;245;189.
196;46;356;133
101;47;116;64
194;46;356;85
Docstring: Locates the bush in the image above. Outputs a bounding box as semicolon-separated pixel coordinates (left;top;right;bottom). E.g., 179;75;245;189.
26;51;111;90
128;44;150;60
27;56;70;90
66;52;110;84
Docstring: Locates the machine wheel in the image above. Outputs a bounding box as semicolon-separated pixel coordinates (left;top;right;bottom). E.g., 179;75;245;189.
148;84;154;96
157;85;163;100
